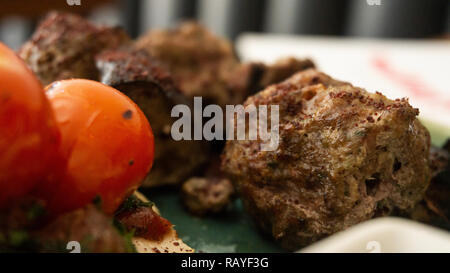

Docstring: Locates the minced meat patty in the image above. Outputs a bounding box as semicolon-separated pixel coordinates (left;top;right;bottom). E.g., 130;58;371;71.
221;69;431;250
401;142;450;230
135;22;245;106
135;22;314;107
19;12;130;85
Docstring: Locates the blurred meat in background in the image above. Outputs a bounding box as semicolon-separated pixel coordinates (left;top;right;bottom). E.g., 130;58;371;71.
1;0;449;50
1;0;449;129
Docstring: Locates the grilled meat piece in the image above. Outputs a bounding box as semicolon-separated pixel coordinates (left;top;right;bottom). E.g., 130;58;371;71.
181;177;235;216
136;22;314;106
96;48;210;187
407;143;450;229
427;143;450;215
135;22;246;106
429;144;449;177
35;205;130;253
0;199;129;253
221;69;431;250
19;11;130;85
255;57;316;91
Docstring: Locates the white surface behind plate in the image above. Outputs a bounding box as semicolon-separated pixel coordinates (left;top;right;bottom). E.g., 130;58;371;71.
236;34;450;128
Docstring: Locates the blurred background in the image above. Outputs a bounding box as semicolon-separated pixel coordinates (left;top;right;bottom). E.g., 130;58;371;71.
0;0;449;130
0;0;449;50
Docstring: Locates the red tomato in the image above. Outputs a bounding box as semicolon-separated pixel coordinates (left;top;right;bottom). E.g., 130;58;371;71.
44;79;154;215
0;42;61;208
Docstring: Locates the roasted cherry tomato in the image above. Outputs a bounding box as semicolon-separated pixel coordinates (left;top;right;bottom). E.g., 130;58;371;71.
0;42;61;208
43;79;154;215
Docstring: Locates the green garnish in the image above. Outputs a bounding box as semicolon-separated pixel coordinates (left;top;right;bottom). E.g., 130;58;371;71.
354;130;366;137
26;203;46;221
9;230;29;247
115;194;154;215
113;219;136;253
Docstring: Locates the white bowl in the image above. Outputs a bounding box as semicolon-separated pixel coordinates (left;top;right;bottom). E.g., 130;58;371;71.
298;217;450;253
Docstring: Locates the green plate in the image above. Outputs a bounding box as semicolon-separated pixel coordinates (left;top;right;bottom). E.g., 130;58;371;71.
141;119;449;253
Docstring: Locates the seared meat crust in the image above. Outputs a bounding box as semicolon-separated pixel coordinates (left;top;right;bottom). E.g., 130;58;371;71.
135;22;314;106
407;143;450;229
222;69;431;250
20;14;211;187
253;57;316;92
135;22;248;106
19;12;130;85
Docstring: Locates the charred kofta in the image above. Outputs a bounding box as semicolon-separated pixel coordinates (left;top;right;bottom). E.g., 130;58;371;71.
135;21;252;106
221;69;431;250
19;12;130;85
96;48;210;187
255;57;316;91
19;13;210;187
135;22;314;106
405;141;450;229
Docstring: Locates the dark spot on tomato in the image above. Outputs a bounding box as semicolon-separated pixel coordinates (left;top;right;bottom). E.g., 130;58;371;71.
129;159;134;166
122;110;133;120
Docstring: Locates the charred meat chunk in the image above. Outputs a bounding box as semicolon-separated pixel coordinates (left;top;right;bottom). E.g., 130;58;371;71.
221;69;431;250
96;48;210;187
181;177;235;216
429;144;449;177
19;11;130;85
35;204;131;253
407;142;450;229
252;57;316;92
135;22;245;106
426;143;450;220
136;22;313;107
